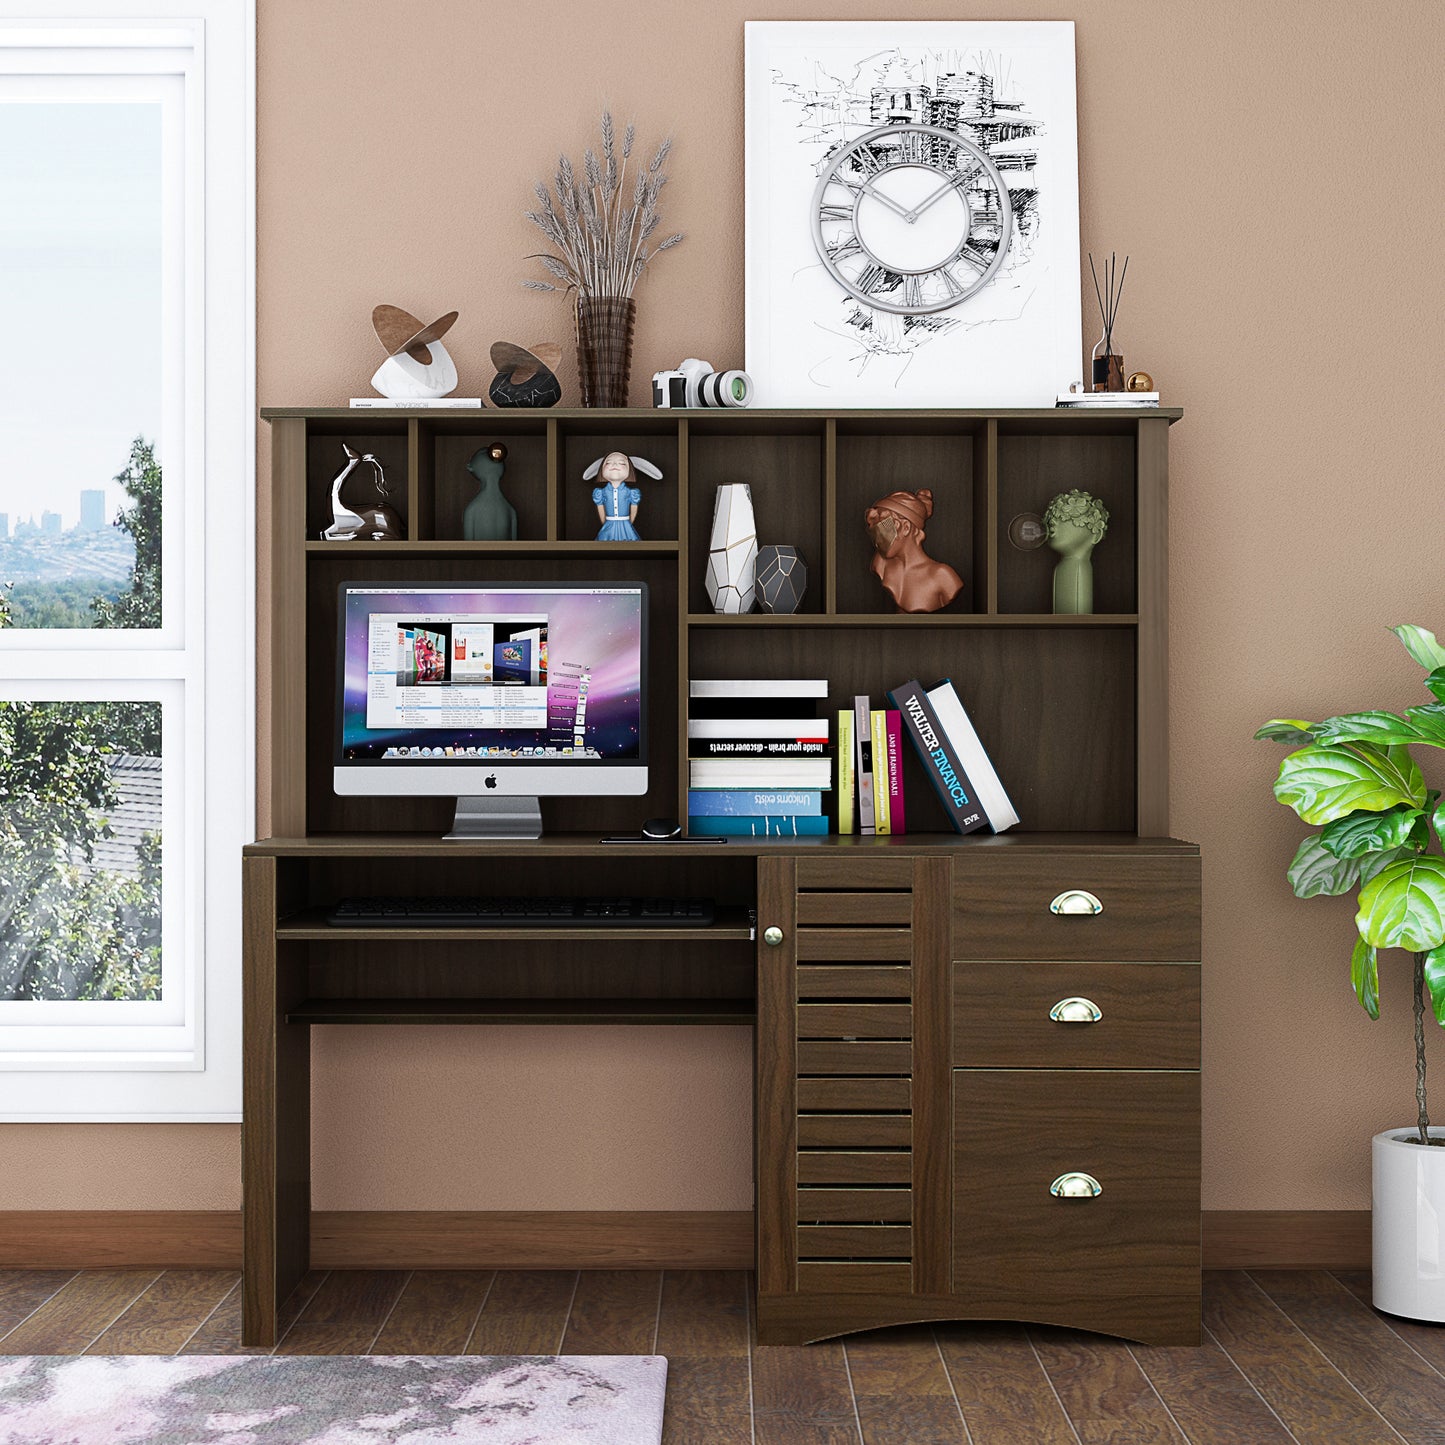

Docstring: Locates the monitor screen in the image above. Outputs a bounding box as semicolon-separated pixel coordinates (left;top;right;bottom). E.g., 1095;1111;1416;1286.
335;583;646;783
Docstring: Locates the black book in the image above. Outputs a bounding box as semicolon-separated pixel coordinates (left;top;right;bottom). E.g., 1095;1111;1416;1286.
886;679;987;835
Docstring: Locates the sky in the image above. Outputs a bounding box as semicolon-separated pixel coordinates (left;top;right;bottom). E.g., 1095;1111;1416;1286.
0;101;162;531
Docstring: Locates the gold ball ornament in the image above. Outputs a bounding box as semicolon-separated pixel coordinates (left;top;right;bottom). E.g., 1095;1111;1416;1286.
1126;371;1154;392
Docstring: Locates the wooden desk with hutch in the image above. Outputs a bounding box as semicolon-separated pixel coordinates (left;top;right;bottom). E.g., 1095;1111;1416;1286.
244;405;1200;1348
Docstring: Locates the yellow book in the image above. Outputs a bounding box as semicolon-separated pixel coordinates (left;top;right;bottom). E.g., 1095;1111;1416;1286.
836;709;855;834
870;709;891;834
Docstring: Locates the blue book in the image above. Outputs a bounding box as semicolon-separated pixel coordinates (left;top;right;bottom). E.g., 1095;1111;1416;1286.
687;789;824;817
688;814;832;837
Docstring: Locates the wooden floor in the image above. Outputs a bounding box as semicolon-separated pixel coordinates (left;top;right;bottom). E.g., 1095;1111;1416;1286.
1;1269;1442;1441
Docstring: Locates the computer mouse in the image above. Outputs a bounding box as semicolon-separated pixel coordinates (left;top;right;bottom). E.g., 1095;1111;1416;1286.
641;816;682;840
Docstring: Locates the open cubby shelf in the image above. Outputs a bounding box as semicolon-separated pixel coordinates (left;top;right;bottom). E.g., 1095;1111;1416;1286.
265;404;1178;839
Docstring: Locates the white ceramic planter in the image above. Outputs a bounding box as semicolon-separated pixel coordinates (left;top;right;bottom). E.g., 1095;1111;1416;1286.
1372;1126;1445;1321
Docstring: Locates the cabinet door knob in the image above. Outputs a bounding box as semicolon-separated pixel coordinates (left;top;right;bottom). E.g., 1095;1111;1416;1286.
1050;889;1103;916
1050;1172;1103;1199
1049;996;1103;1024
763;926;784;947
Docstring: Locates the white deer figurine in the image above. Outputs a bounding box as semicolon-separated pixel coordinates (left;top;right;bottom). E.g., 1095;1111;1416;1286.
322;444;404;541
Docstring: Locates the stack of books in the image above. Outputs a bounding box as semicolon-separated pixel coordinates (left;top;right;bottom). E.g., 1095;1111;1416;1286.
687;679;832;836
838;697;907;836
1056;390;1159;408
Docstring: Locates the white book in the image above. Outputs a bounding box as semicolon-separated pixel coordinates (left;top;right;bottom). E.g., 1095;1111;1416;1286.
349;397;484;409
854;694;875;835
688;678;828;698
1056;392;1159;406
689;759;833;788
689;717;830;739
925;680;1019;832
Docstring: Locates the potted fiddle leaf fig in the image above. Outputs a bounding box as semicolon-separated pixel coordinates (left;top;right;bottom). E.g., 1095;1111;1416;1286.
1257;623;1445;1322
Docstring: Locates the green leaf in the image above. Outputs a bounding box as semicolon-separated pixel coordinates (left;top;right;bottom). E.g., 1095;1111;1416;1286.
1274;744;1426;825
1351;936;1380;1019
1393;625;1445;671
1287;834;1363;897
1403;703;1445;747
1255;719;1317;744
1313;711;1421;747
1355;856;1445;952
1424;667;1445;704
1433;795;1445;841
1320;806;1422;858
1425;945;1445;1027
1360;844;1419;883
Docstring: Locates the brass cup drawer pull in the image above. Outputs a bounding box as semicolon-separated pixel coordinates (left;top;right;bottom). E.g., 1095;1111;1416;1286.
1050;1171;1103;1199
1049;996;1103;1024
1050;889;1103;916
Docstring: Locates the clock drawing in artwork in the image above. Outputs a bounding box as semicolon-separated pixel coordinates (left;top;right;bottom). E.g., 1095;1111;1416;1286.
745;22;1081;407
811;122;1011;318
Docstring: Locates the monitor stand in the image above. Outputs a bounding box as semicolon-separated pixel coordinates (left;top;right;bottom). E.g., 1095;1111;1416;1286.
445;795;543;840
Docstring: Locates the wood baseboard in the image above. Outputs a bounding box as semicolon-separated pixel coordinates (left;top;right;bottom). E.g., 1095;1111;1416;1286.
1201;1210;1371;1270
310;1211;753;1270
0;1211;242;1269
0;1209;1372;1272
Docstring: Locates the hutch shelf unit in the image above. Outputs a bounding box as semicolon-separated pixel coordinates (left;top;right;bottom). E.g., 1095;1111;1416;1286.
247;405;1199;1349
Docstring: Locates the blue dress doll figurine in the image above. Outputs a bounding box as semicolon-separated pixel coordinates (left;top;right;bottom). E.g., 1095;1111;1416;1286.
585;451;663;542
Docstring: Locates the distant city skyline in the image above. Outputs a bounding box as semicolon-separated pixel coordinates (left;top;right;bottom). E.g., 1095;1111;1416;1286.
0;486;114;541
0;101;162;530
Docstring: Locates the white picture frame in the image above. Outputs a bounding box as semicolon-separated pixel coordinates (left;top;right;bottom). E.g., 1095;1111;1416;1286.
745;20;1082;408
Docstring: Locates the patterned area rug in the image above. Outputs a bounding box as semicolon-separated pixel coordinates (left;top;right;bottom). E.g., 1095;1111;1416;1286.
0;1354;667;1443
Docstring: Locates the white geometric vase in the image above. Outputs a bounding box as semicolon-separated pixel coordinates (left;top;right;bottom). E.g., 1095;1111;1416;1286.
705;483;757;614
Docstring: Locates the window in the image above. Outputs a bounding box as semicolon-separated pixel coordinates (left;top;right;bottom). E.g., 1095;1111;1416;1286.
0;7;252;1119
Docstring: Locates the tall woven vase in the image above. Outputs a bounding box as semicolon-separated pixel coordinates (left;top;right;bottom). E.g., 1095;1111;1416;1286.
575;296;636;408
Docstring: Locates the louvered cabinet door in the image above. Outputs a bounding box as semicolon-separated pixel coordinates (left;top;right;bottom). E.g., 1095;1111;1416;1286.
755;854;951;1342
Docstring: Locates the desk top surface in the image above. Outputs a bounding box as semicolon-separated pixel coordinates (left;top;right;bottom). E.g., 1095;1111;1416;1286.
245;832;1200;858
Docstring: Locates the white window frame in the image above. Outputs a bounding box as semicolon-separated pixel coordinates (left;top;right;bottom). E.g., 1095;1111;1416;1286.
0;4;253;1121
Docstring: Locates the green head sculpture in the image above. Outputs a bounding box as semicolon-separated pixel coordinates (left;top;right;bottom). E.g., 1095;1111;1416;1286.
1044;488;1110;559
466;442;508;487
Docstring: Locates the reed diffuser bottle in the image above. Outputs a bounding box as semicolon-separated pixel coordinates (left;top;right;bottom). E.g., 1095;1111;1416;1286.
1089;251;1128;393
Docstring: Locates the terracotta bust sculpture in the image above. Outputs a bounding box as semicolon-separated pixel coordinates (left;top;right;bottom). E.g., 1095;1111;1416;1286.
864;488;964;614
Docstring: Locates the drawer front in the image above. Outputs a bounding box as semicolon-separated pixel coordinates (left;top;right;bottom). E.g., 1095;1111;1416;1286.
796;1040;912;1075
798;1151;913;1186
953;961;1200;1069
796;1188;912;1223
953;1069;1200;1327
797;1224;912;1258
952;853;1200;961
797;1002;911;1039
798;1113;912;1149
797;1262;914;1295
796;1077;912;1112
796;856;915;889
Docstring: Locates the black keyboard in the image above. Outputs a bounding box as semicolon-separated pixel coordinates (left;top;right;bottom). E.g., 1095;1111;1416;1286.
325;896;715;928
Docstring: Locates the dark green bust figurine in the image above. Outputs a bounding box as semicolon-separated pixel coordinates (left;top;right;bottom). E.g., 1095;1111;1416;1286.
462;443;516;541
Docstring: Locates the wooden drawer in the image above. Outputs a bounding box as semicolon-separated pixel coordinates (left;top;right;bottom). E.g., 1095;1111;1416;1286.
798;1151;912;1186
797;1077;912;1112
797;1225;912;1258
952;853;1200;961
798;1114;912;1149
797;1003;911;1039
796;1040;911;1075
796;856;914;889
953;1069;1200;1339
952;961;1200;1070
796;1188;912;1222
797;929;912;961
798;892;913;926
797;1262;914;1294
797;965;912;999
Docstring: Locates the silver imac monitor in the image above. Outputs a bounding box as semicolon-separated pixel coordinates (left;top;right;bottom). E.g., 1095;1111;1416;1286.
335;581;648;838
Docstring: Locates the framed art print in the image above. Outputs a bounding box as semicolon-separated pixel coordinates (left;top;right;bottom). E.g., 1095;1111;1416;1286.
745;21;1081;407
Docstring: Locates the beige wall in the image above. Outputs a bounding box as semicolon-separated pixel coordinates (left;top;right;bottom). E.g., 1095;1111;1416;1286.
6;0;1443;1213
